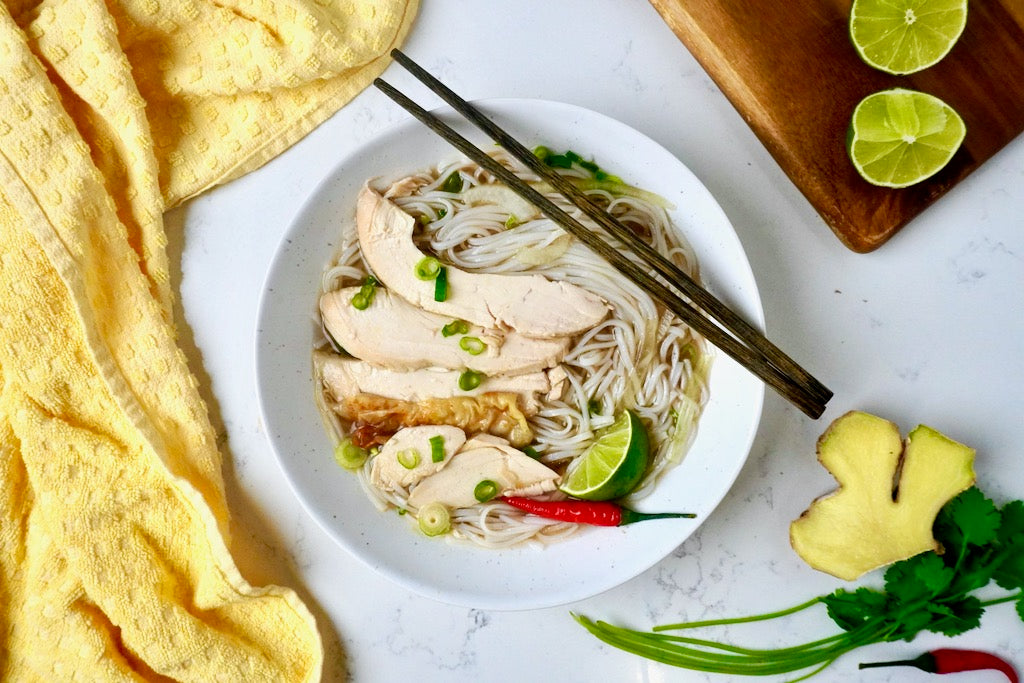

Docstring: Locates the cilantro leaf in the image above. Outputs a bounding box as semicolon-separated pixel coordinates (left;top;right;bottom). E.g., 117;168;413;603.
998;500;1024;545
993;541;1024;590
937;487;1001;549
823;587;889;631
1017;597;1024;624
884;552;953;604
923;596;984;637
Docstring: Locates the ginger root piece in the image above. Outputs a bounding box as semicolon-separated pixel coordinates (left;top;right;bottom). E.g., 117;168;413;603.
790;411;976;581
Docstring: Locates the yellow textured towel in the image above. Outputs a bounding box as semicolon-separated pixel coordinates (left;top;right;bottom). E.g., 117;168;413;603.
0;0;416;679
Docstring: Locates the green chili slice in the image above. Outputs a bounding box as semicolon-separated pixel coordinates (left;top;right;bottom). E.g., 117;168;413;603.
433;266;448;302
396;448;421;470
440;171;463;193
441;319;470;337
458;369;484;391
417;502;451;536
474;479;499;503
459;336;487;356
333;439;368;470
428;435;445;463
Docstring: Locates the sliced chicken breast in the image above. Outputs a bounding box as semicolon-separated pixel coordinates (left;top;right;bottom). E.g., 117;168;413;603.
356;184;608;338
370;425;466;492
320;287;570;375
406;438;560;509
316;353;556;413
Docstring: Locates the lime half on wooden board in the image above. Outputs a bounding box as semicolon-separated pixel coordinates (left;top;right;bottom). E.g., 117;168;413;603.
847;88;966;188
849;0;968;75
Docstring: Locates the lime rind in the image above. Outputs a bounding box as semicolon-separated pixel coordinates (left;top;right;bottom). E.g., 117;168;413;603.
850;0;968;75
848;88;966;188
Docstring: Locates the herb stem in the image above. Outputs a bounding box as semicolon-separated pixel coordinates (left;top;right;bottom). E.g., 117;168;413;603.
654;596;823;631
979;590;1023;608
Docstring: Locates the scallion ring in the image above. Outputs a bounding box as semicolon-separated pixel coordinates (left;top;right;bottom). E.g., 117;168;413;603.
441;319;469;337
459;336;487;356
428;435;445;463
414;256;442;281
396;448;421;470
333;439;368;470
458;369;484;391
350;293;369;310
417;502;451;536
473;479;499;503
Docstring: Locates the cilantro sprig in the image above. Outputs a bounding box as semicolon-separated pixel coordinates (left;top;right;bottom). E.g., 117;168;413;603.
574;487;1024;679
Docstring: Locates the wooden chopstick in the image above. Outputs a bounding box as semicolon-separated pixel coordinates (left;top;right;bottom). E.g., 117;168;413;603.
373;56;830;418
389;51;831;408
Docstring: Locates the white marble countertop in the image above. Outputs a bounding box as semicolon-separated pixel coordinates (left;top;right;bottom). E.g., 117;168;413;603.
167;1;1024;681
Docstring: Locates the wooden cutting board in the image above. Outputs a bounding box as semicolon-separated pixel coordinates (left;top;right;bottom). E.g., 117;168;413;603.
650;0;1024;252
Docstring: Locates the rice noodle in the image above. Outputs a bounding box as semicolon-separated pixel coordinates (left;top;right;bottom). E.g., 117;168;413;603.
315;150;711;547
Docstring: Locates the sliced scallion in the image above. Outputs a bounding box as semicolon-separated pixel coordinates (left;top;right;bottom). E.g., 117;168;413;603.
415;256;442;281
441;319;470;337
473;479;499;503
333;439;368;470
428;435;445;463
459;336;487;356
440;171;463;193
546;153;573;169
433;266;448;302
417;502;451;536
504;214;519;229
522;445;541;459
587;399;602;416
350;275;379;310
458;369;484;391
396;448;421;470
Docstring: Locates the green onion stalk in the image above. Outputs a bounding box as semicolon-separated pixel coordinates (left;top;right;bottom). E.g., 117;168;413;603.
572;599;896;682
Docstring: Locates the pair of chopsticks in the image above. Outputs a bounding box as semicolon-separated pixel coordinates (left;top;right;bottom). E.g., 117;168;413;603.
374;50;832;419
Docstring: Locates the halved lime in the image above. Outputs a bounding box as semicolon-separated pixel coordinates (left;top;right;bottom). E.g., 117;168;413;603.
848;88;965;188
849;0;968;75
559;410;650;501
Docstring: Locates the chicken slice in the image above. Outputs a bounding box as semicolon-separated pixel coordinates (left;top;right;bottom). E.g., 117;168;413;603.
407;438;560;509
356;184;608;338
370;425;466;492
316;353;554;413
320;287;570;375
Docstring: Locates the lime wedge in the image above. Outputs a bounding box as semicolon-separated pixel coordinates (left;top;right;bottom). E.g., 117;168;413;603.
847;88;965;188
559;410;650;501
849;0;968;75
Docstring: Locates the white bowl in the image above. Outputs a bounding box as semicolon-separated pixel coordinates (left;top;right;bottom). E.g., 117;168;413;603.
255;99;764;610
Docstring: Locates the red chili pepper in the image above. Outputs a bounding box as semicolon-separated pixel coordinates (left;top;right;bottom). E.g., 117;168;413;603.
860;649;1018;682
501;496;695;526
